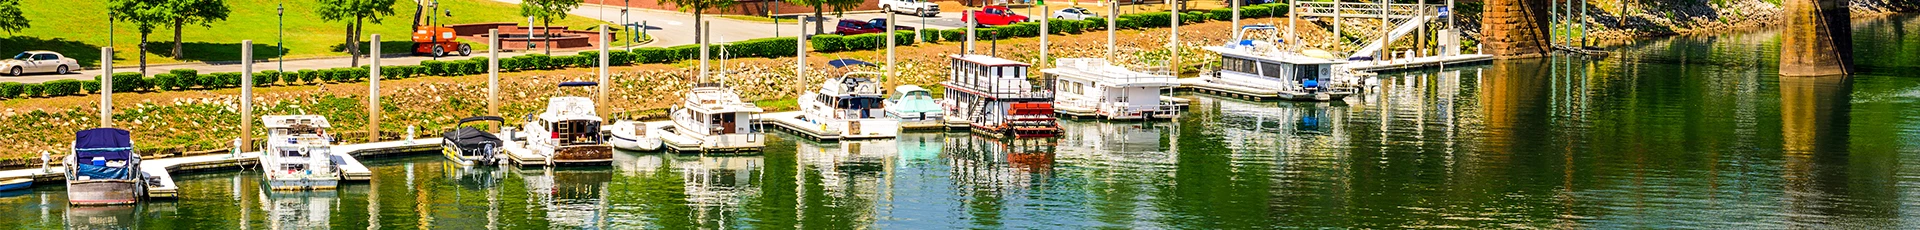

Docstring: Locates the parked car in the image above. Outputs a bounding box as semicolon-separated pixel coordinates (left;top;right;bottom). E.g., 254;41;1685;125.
1052;7;1097;20
836;19;918;35
961;6;1030;26
881;0;941;17
1;51;78;76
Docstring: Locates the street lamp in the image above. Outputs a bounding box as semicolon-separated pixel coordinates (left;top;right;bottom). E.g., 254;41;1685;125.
278;4;284;74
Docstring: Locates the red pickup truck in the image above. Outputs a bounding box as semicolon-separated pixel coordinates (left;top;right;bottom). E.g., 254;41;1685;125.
834;19;917;35
960;6;1029;26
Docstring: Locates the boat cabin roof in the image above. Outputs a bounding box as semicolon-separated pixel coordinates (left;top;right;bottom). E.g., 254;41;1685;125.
1041;58;1178;86
1206;46;1344;65
895;85;929;94
949;54;1029;67
539;96;602;122
262;115;331;129
683;85;765;113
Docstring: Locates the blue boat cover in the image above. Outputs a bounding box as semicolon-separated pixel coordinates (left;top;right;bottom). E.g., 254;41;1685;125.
75;163;133;180
828;59;878;68
559;81;599;87
74;128;133;161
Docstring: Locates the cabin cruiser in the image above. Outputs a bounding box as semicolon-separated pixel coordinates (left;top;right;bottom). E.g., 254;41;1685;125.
1202;25;1354;101
670;83;766;152
940;54;1060;138
798;69;900;139
66;128;146;205
260;115;340;190
886;85;945;129
517;81;615;165
1042;58;1181;120
442;116;505;165
607;120;663;151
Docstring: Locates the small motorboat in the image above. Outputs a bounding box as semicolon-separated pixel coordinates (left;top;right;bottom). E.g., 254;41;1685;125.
518;81;615;165
66;128;146;205
886;85;945;130
607;120;663;151
442;116;506;166
0;178;31;191
260;115;341;191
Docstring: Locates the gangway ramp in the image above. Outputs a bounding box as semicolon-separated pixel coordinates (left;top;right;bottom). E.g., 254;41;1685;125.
1351;15;1436;59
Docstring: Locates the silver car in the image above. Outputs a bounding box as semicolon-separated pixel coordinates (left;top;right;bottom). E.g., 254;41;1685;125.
1;51;79;76
1052;7;1097;20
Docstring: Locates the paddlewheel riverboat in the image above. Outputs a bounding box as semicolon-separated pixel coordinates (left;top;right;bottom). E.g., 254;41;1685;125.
939;54;1060;138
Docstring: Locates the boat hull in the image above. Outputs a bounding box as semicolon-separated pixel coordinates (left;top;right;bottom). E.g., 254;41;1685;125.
0;178;31;191
440;147;497;166
609;131;662;151
551;145;614;165
266;177;339;191
68;179;142;205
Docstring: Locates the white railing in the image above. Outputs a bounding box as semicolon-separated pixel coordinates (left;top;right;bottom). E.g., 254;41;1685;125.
1054;58;1178;85
1294;2;1431;19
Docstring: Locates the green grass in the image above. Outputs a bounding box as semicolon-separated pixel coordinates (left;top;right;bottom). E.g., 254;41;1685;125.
0;0;607;67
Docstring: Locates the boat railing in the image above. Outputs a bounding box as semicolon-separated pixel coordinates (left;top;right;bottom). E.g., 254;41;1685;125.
949;78;1053;99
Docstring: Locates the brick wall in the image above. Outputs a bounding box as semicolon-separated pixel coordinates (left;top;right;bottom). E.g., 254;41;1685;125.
1479;0;1547;59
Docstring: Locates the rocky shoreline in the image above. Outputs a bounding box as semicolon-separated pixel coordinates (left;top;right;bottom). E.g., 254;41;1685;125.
1581;0;1918;45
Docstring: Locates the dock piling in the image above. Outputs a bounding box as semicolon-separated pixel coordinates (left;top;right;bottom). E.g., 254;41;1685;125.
100;47;112;127
240;41;253;151
369;34;382;143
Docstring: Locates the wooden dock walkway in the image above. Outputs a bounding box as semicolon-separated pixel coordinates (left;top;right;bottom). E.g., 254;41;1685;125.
0;139;438;199
1341;54;1495;73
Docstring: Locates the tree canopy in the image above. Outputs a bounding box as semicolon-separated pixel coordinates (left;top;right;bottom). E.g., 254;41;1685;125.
520;0;584;23
0;0;26;34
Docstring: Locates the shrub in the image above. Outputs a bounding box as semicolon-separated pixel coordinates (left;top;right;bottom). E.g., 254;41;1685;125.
0;82;21;98
421;60;444;76
1210;8;1234;21
195;72;221;88
297;69;318;83
170;69;200;88
380;66;405;79
1047;19;1081;34
892;31;916;47
1085;17;1107;30
255;71;276;86
634;47;675;64
941;29;966;43
469;57;490;74
1133;12;1172;28
608;50;634;66
976;27;1002;40
350;67;370;82
842;33;884;51
82;80;101;93
23;83;44;97
150;73;177;90
524;54;552;70
1242;6;1272;19
1182;11;1208;24
920;28;943;42
726;37;798;58
809;34;844;52
999;22;1040;38
42;79;84;96
108;72;146;92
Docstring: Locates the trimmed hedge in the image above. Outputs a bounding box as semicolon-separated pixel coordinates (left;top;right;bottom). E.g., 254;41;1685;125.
810;34;845;52
0;82;22;98
920;28;942;42
23;83;43;97
83;80;101;93
41;79;84;96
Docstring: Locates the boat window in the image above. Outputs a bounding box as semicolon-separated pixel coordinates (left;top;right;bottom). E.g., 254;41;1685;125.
284;150;302;157
1296;64;1322;81
1260;61;1287;79
1222;56;1259;74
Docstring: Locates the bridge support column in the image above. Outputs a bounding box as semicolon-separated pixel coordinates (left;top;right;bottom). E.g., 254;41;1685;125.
1780;0;1853;76
1480;0;1549;58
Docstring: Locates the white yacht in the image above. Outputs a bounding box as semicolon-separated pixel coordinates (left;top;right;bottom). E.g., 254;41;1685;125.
886;85;945;130
670;83;766;152
798;71;900;139
607;120;663;151
260;115;340;190
940;54;1060;138
517;81;614;165
1202;25;1354;101
1042;58;1182;120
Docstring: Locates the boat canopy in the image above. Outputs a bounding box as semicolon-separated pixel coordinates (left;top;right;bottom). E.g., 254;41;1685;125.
74;128;133;161
828;59;879;68
890;85;942;113
558;81;598;87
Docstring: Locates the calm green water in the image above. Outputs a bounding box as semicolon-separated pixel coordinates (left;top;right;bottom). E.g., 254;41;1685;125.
6;16;1920;229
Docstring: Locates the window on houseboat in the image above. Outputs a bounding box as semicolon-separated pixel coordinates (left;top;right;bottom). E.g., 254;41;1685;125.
1260;62;1288;79
1296;64;1321;81
1223;56;1259;74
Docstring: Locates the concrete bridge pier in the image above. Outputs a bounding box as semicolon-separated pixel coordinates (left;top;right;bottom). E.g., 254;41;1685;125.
1780;0;1854;76
1481;0;1550;59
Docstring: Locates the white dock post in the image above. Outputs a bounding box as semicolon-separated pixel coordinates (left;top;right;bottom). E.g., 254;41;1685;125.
369;34;381;143
886;13;896;79
406;125;416;144
40;151;48;173
488;29;500;129
797;19;807;80
99;47;112;127
1232;0;1241;39
1169;0;1179;73
1378;0;1387;65
1334;1;1342;54
1039;2;1048;67
1107;0;1116;60
240;40;253;151
699;20;709;81
966;9;976;55
598;24;610;116
1289;0;1298;50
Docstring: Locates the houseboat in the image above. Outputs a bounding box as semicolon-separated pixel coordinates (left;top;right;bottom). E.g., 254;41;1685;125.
66;128;145;205
518;81;615;165
607;120;663;151
441;116;505;165
1200;25;1354;101
670;83;767;152
260;115;340;191
886;85;945;130
798;71;900;139
1041;58;1182;120
939;54;1060;138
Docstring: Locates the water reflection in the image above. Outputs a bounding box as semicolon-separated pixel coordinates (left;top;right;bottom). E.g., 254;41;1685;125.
257;190;333;229
518;166;613;228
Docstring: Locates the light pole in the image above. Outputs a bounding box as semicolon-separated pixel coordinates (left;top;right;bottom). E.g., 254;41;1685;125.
278;4;285;74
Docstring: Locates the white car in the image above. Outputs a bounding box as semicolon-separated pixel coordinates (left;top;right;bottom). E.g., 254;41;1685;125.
1053;7;1097;20
881;0;940;17
1;51;79;76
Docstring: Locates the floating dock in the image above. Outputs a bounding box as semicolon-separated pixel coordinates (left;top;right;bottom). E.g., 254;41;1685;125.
1341;54;1495;73
1175;78;1283;100
0;139;434;199
502;141;548;166
760;111;843;141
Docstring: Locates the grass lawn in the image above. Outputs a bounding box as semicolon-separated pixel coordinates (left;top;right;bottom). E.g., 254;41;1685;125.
0;0;606;67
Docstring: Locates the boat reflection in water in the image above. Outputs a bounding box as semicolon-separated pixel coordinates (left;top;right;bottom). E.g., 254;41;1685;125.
944;134;1058;193
65;201;142;229
256;188;336;229
1189;94;1348;153
1056;120;1177;168
517;166;613;228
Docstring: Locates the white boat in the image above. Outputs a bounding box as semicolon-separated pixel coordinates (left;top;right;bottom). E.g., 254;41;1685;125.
939;54;1060;138
65;128;145;205
441;116;505;165
607;120;663;151
518;81;615;165
1202;25;1355;101
886;85;945;130
798;70;900;139
670;83;767;152
1042;58;1182;120
260;115;340;191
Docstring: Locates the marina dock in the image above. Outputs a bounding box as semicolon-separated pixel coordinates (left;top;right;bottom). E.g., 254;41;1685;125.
760;111;843;141
1176;78;1283;100
503;143;549;166
1341;54;1496;73
0;139;433;199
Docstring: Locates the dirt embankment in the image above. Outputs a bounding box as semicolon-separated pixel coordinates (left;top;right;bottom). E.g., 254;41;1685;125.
1579;0;1919;45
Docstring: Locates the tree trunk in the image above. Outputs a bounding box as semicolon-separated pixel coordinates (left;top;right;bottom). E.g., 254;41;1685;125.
814;5;825;33
544;18;553;55
349;19;360;67
172;19;184;58
695;13;703;44
139;32;148;75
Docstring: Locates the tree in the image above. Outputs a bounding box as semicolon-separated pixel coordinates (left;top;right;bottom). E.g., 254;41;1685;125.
167;0;230;58
521;0;583;55
660;0;734;44
0;0;27;35
109;0;171;75
317;0;398;67
785;0;862;33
